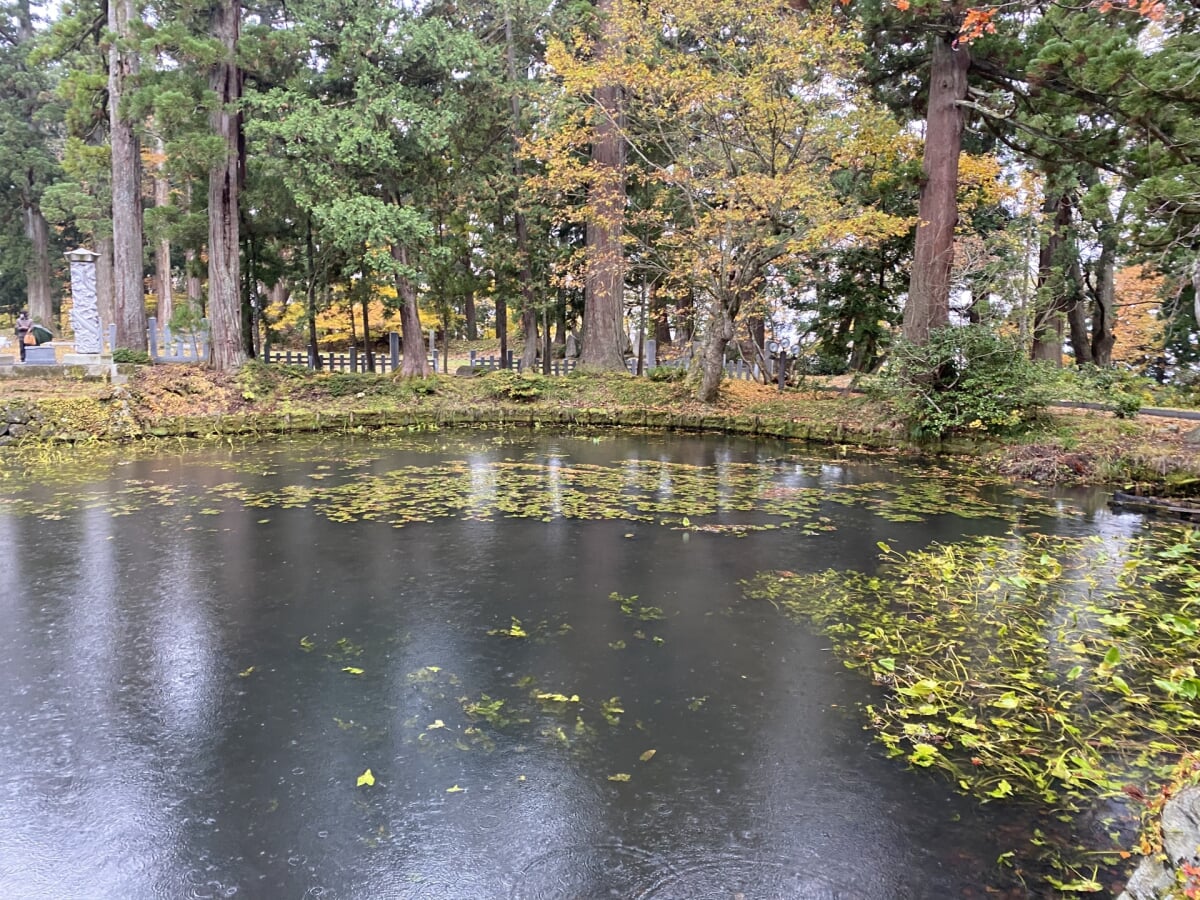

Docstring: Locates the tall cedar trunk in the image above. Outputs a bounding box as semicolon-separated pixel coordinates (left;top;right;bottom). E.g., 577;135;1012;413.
521;307;538;369
1090;224;1116;366
207;0;245;370
305;219;321;367
505;8;539;373
463;248;477;340
677;288;695;343
1193;258;1200;342
494;213;508;366
108;0;148;351
580;0;627;371
1066;255;1092;365
154;134;173;326
22;205;52;326
96;234;115;329
904;32;968;346
184;181;203;309
1032;192;1071;364
651;280;671;345
14;1;52;326
361;288;373;371
391;244;430;376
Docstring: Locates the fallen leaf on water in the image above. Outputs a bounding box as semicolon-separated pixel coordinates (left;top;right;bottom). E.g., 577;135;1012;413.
428;719;446;729
342;666;365;676
639;749;656;762
357;769;375;787
446;784;465;793
608;773;631;782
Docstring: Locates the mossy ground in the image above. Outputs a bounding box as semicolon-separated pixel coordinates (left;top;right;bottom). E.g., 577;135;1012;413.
2;362;1197;489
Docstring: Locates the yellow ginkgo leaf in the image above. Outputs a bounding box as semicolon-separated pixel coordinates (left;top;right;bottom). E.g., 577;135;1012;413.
428;719;446;729
446;784;465;793
357;769;375;787
342;666;364;676
639;749;657;762
608;773;631;782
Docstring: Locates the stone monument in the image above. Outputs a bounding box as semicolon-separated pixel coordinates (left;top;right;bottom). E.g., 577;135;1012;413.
63;247;104;365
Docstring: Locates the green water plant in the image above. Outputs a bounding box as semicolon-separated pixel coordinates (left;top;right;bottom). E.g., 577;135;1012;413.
745;527;1200;890
746;529;1200;808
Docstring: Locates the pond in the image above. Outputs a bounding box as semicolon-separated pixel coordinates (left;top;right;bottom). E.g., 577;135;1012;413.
0;429;1173;898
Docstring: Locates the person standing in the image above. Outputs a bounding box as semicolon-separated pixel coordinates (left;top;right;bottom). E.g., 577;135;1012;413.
15;310;31;362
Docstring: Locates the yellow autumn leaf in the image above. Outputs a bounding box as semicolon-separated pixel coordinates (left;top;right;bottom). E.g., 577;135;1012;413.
342;666;364;676
639;749;657;762
238;666;256;678
428;719;446;729
608;773;631;782
356;769;375;787
446;784;465;793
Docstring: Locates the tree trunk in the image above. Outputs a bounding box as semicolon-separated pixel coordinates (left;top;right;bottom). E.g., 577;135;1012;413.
207;0;245;370
1193;258;1200;343
580;0;627;371
96;234;115;329
392;244;430;376
903;31;968;346
651;279;671;345
108;0;147;351
505;7;539;373
463;248;477;340
698;300;735;403
1032;192;1072;365
154;134;173;326
521;306;538;370
22;204;53;326
677;287;695;343
305;218;321;368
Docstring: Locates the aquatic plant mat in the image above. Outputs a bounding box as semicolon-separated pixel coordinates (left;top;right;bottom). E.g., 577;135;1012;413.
745;527;1200;893
0;428;1068;531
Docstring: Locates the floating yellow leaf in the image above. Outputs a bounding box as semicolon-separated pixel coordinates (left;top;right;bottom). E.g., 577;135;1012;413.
446;784;465;793
608;773;631;782
428;719;446;729
257;519;270;524
639;749;656;762
342;666;364;676
238;665;256;678
357;769;375;787
427;666;441;673
299;636;315;652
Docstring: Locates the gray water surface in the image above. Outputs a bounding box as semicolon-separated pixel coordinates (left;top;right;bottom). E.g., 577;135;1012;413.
0;431;1129;899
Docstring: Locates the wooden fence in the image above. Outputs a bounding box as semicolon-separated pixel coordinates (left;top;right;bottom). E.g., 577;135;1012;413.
265;332;793;386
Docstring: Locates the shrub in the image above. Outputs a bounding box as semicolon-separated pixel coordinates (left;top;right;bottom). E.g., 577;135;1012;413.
112;348;151;365
871;326;1056;438
646;365;686;382
484;370;547;402
1053;364;1151;417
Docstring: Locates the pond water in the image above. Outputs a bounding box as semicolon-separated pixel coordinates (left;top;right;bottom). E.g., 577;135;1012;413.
0;430;1148;899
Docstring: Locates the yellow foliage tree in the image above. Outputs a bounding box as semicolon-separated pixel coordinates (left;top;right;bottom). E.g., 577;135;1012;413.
535;0;909;401
1111;264;1164;370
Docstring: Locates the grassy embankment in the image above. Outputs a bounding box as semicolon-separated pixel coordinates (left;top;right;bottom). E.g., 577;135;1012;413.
1;361;1198;490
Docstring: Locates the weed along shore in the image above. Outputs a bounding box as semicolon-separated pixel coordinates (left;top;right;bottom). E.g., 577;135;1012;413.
2;364;1199;492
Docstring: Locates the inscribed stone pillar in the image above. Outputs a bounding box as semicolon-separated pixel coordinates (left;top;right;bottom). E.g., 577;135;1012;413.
67;248;102;354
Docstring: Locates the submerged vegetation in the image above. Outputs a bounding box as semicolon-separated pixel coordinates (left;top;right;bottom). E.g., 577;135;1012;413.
745;527;1200;890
